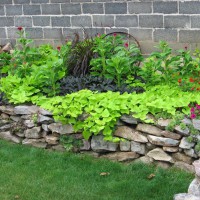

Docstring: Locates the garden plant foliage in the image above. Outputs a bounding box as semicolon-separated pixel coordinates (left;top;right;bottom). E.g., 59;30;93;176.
0;28;200;142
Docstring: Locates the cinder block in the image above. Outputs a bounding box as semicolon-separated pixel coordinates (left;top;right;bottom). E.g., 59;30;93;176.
33;39;54;47
61;3;81;15
33;16;50;27
7;27;21;38
6;5;22;16
179;2;200;14
105;2;127;14
139;15;163;28
179;30;200;43
51;16;71;27
115;15;138;27
82;3;103;14
51;0;70;3
63;28;83;40
139;41;158;55
43;28;63;39
93;0;111;1
31;0;49;3
15;16;32;27
164;15;190;29
128;2;152;14
0;28;6;38
191;16;200;28
0;6;5;16
0;0;12;4
0;17;14;27
41;4;60;15
153;29;177;42
23;5;41;15
153;1;178;14
129;28;152;41
106;28;128;34
71;0;91;2
71;16;92;27
83;28;105;37
25;28;43;39
93;15;114;27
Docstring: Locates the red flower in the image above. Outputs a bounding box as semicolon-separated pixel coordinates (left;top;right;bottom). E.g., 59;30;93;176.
184;46;188;50
178;78;182;83
97;33;101;38
113;33;117;37
124;42;129;48
190;113;196;119
57;46;61;51
17;26;23;31
189;77;195;82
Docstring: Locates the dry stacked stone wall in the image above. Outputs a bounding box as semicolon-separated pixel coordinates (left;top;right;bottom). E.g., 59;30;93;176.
1;0;200;54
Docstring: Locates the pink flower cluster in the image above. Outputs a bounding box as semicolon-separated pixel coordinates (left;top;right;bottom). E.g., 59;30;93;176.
190;104;200;119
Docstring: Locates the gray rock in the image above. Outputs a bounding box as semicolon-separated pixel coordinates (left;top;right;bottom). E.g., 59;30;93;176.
155;161;171;169
163;146;179;153
116;119;125;126
147;148;174;163
182;118;192;125
114;126;148;143
22;138;47;148
0;123;13;131
136;123;162;136
91;135;118;152
174;161;195;173
161;130;181;140
38;108;52;116
80;139;91;151
147;135;179;147
193;160;200;177
0;131;21;143
174;193;200;200
134;156;153;164
131;141;145;155
52;144;65;152
188;178;200;197
101;152;139;162
15;132;25;138
45;135;59;145
120;114;138;124
48;123;74;135
24;120;35;128
193;119;200;131
24;127;42;139
38;114;54;124
0;106;14;115
172;152;193;164
10;116;21;122
146;142;156;151
175;125;190;136
14;105;39;115
42;124;49;132
1;113;9;119
157;118;171;129
120;140;131;151
21;115;32;120
179;137;195;149
184;149;198;158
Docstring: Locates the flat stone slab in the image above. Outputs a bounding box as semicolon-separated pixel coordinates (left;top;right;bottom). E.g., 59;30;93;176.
174;161;195;173
188;178;200;197
120;114;138;124
174;193;200;200
14;105;39;115
136;123;162;136
48;123;74;135
131;141;145;155
179;137;195;149
22;138;47;148
172;152;193;164
0;131;21;144
193;160;200;177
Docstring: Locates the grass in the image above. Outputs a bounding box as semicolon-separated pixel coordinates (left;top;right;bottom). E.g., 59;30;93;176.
0;139;194;200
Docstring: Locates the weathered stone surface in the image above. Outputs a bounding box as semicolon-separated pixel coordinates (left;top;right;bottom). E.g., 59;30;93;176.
120;140;131;151
179;137;195;149
147;148;174;163
38;114;54;124
188;178;200;197
0;131;21;143
10;116;21;122
101;152;139;162
193;119;200;131
22;138;47;148
24;120;35;128
116;119;125;126
14;105;39;115
184;149;198;158
0;119;9;125
15;132;25;138
174;193;200;200
146;142;156;151
131;141;145;155
52;144;65;152
134;156;153;164
161;130;182;140
0;106;14;115
48;123;74;134
120;114;138;124
91;135;118;152
147;135;179;147
172;152;193;164
174;161;195;173
136;123;162;136
163;146;179;153
157;118;171;129
42;124;49;132
1;113;9;119
156;161;171;169
182;118;192;125
193;160;200;177
80;139;91;151
38;108;52;116
114;126;148;143
21;115;32;120
175;125;190;136
72;134;83;140
0;123;13;131
24;127;42;139
45;135;58;145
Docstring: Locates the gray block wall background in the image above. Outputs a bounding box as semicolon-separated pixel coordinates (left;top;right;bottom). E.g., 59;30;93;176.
1;0;200;54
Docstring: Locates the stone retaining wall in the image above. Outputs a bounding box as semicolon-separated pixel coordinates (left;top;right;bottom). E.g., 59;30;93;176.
1;0;200;54
1;104;200;174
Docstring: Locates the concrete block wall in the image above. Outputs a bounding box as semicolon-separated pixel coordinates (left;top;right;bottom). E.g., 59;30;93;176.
1;0;200;54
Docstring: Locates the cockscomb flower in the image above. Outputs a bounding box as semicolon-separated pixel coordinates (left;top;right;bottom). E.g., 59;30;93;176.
189;77;195;82
124;42;129;48
17;26;23;31
113;33;117;37
178;78;182;83
191;113;196;119
57;46;61;51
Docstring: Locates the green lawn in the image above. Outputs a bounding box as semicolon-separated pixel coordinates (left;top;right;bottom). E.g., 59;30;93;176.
0;139;194;200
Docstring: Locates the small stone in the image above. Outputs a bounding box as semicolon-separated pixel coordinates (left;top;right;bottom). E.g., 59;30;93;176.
0;131;21;143
161;130;181;140
14;105;39;115
91;135;118;152
38;114;54;124
174;193;200;200
120;114;138;124
38;108;52;116
114;126;148;143
157;118;171;129
42;124;49;132
184;149;198;158
22;138;47;148
24;127;42;139
1;113;9;119
120;140;131;151
42;131;47;138
172;152;193;164
21;115;32;120
10;116;21;122
193;119;200;131
136;123;162;136
146;142;156;151
45;135;59;145
131;141;145;155
155;161;171;169
48;123;74;135
15;132;25;138
179;137;195;149
116;119;125;126
188;178;200;196
175;125;190;136
193;160;200;177
101;152;139;162
52;144;65;152
0;106;14;115
163;146;179;153
174;161;195;173
80;139;91;151
24;120;35;128
147;148;174;163
182;118;192;125
0;124;13;131
147;135;179;147
134;156;153;164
